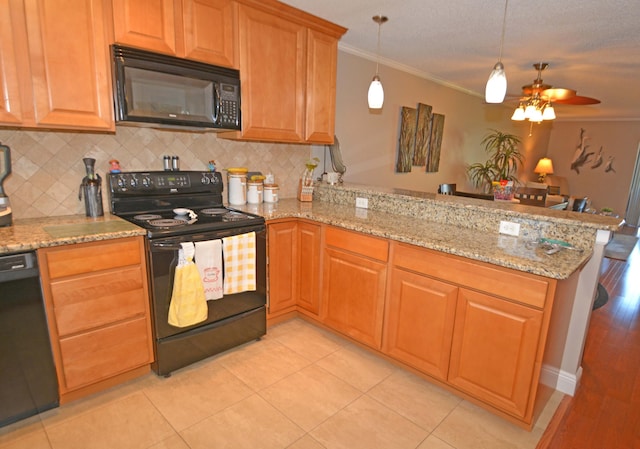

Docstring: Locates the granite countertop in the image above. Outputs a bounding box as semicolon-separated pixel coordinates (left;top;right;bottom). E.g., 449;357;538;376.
238;198;600;280
0;214;146;255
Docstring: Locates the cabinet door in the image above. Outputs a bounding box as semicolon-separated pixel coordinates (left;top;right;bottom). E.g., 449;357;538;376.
383;268;457;380
0;0;31;125
322;247;387;349
181;0;236;67
237;4;305;142
304;29;337;143
448;288;543;419
24;0;114;130
267;221;298;314
297;221;321;315
112;0;178;55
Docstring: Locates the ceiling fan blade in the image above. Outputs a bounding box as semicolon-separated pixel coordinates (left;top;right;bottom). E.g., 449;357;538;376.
554;95;601;105
542;88;577;101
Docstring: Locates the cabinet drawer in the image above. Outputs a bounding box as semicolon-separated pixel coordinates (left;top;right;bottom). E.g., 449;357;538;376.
43;238;142;279
59;317;152;391
392;243;550;309
51;266;147;336
325;226;389;262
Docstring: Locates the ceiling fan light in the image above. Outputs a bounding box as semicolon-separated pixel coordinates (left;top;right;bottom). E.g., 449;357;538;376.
511;106;525;121
485;62;507;103
529;108;543;122
524;104;536;119
542;105;556;120
368;75;384;109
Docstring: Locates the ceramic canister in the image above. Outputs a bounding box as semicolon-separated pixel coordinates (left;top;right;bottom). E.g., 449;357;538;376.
264;184;279;203
247;180;264;204
228;172;247;205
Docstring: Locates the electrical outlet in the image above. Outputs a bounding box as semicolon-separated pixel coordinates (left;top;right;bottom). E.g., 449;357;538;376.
356;197;369;209
499;220;520;236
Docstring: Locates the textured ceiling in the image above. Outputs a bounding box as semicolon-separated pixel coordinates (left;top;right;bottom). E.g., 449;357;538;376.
281;0;640;121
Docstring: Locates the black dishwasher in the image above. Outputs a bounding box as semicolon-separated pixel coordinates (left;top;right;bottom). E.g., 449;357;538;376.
0;251;58;427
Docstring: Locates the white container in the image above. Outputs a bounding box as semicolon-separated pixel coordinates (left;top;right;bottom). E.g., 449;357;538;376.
228;173;247;205
264;184;279;203
247;180;263;204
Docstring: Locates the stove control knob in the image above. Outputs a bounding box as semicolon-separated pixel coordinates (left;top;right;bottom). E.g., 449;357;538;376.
129;176;138;188
141;176;152;188
201;175;210;185
116;176;127;189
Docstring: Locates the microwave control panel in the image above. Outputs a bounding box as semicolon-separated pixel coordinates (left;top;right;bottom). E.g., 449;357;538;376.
219;83;240;127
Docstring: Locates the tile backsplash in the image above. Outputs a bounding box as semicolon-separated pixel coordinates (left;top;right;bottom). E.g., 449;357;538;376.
0;127;311;219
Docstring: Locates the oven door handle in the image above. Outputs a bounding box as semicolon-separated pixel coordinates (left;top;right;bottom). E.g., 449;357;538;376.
150;241;183;251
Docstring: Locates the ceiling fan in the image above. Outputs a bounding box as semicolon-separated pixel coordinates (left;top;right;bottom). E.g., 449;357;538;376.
511;63;600;122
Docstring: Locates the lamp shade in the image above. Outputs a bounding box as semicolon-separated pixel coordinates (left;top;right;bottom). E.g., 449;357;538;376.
534;157;554;175
368;75;384;109
542;105;556;120
511;106;525;121
485;62;507;103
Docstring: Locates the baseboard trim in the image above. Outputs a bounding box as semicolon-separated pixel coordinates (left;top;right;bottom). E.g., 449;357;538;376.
540;364;583;396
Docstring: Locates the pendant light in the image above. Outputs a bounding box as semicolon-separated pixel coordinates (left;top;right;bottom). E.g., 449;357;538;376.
368;15;388;109
485;0;509;103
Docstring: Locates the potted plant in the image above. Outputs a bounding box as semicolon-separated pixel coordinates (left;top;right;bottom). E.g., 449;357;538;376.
467;129;523;193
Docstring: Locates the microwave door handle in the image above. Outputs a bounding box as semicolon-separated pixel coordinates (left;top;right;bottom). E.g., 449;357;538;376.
213;83;220;125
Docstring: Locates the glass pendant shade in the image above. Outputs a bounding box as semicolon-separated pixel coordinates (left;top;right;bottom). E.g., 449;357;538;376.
368;75;384;109
485;62;507;103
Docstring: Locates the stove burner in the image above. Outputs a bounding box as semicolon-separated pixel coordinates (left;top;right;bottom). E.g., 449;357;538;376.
134;214;162;221
223;211;248;221
148;219;187;228
200;208;228;216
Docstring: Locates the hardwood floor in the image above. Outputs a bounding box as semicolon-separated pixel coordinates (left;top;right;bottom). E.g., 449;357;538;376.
546;226;640;448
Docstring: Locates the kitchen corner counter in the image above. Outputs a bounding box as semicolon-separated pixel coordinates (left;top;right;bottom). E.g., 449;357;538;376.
0;214;146;255
236;182;622;280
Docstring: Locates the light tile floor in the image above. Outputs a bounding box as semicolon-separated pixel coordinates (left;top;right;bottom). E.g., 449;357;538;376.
0;318;562;449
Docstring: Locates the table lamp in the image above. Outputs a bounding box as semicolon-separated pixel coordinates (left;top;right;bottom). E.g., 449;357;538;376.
534;157;554;182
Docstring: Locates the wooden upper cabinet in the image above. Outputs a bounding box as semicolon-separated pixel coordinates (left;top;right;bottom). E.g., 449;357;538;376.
1;0;114;130
221;1;346;144
0;0;30;125
236;4;306;142
305;29;338;143
112;0;178;55
112;0;237;67
181;0;237;67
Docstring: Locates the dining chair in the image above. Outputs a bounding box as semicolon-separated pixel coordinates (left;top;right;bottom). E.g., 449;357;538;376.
514;187;547;206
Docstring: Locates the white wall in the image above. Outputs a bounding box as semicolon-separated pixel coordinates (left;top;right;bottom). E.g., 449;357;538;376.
546;121;640;217
317;51;552;194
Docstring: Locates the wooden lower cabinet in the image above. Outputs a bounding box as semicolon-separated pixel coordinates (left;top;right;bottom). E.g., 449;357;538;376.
267;219;321;318
322;227;388;349
383;267;457;380
448;288;544;419
297;220;321;315
38;236;153;402
267;220;298;315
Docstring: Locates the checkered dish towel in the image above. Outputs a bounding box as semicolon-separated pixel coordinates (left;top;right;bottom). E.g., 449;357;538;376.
222;231;256;295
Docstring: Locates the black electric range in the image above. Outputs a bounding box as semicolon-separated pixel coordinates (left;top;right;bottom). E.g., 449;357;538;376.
108;170;265;238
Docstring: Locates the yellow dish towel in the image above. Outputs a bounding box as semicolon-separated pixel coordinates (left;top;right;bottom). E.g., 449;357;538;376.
222;232;256;295
168;242;208;328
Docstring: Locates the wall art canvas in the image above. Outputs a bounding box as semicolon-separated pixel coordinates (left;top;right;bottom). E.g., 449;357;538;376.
426;113;445;172
396;106;417;173
413;103;433;166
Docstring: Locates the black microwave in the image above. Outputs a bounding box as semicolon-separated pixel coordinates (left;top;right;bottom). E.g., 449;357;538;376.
111;45;241;131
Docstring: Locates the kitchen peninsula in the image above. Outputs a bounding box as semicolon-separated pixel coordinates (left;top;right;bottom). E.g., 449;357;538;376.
237;182;622;429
